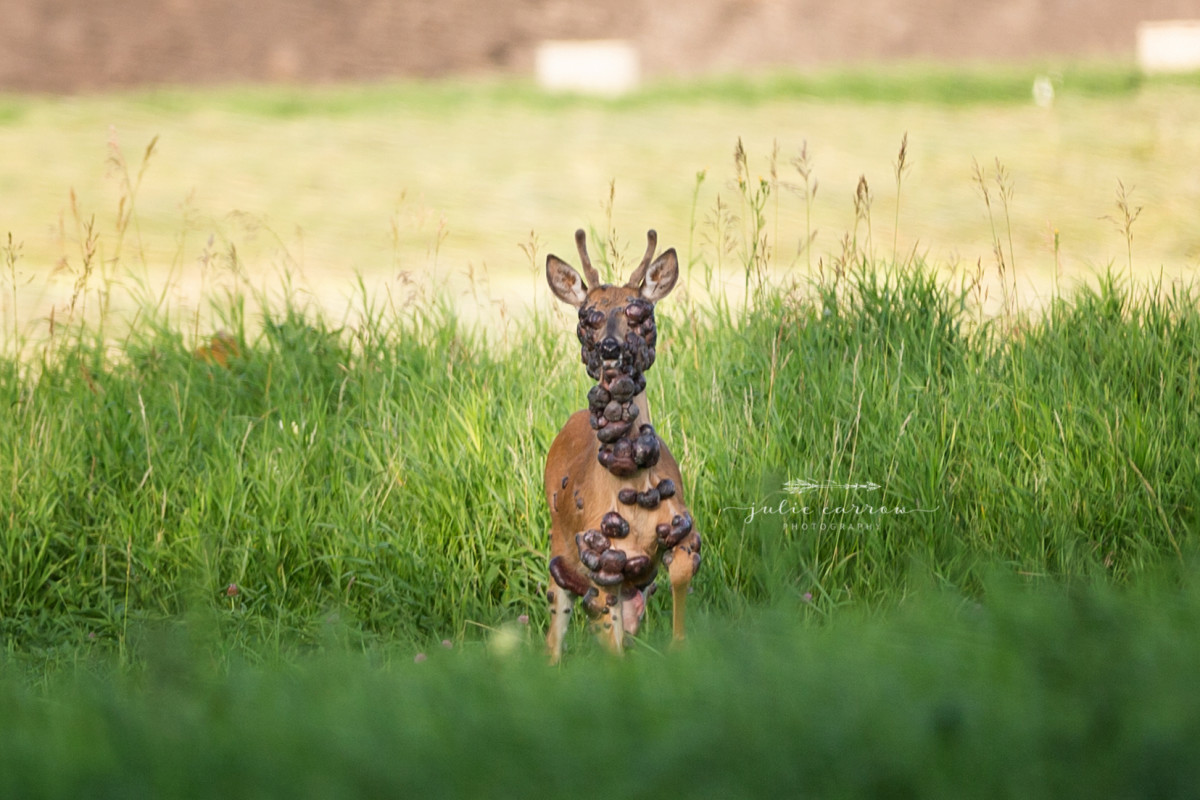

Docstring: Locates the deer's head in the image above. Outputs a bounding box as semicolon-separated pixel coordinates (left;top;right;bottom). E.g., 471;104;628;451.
547;229;679;476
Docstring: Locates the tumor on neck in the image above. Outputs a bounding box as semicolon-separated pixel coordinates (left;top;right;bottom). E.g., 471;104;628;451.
590;380;661;477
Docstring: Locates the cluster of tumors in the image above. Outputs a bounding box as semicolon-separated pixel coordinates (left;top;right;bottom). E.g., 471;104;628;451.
550;503;697;615
577;298;660;478
572;505;696;588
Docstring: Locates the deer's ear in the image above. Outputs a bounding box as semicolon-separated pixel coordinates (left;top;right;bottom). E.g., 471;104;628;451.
546;255;589;307
639;248;678;302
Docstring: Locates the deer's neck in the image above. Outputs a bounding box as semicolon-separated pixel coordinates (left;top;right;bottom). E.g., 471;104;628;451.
632;391;651;427
593;386;661;478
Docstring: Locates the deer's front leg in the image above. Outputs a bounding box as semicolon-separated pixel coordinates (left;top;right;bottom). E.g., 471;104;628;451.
545;583;575;665
588;587;626;656
548;554;610;663
662;528;701;642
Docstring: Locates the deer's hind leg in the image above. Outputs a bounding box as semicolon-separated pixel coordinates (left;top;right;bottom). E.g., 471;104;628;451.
663;529;702;642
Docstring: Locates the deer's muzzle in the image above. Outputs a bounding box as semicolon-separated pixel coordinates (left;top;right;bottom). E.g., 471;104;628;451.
598;336;622;360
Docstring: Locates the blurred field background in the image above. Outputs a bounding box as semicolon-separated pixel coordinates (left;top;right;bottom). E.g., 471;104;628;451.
5;66;1200;335
5;0;1200;334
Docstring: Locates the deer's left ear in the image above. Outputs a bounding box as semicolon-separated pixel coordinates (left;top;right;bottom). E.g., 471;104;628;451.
639;248;678;302
546;255;589;307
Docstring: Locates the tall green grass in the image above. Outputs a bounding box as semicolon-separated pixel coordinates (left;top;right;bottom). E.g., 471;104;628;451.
3;579;1200;799
2;256;1196;659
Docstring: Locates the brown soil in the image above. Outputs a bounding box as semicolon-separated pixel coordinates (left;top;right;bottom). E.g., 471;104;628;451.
4;0;1200;93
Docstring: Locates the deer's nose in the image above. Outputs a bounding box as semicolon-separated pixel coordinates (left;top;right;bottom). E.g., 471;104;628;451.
599;337;622;359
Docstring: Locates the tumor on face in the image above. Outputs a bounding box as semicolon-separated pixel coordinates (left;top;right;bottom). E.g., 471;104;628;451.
579;300;664;477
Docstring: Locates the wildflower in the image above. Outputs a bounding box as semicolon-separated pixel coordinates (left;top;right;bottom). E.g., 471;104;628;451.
518;614;529;626
414;652;427;663
803;592;813;603
226;583;239;597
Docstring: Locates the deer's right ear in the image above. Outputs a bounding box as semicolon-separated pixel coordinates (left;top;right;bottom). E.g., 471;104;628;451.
546;255;589;307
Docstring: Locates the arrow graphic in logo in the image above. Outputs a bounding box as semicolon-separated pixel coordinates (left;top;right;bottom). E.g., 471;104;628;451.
784;478;882;494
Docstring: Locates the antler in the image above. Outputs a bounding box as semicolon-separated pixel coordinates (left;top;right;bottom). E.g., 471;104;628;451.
575;229;602;288
625;229;657;289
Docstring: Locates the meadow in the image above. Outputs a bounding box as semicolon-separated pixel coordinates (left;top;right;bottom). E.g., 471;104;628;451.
2;64;1200;796
4;60;1200;328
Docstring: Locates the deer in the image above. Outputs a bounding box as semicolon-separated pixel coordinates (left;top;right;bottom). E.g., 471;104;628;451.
542;228;701;663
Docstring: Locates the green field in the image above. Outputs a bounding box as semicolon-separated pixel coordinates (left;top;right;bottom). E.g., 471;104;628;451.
2;65;1200;796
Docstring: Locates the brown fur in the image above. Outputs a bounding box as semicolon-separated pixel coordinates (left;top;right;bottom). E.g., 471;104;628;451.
194;331;240;368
